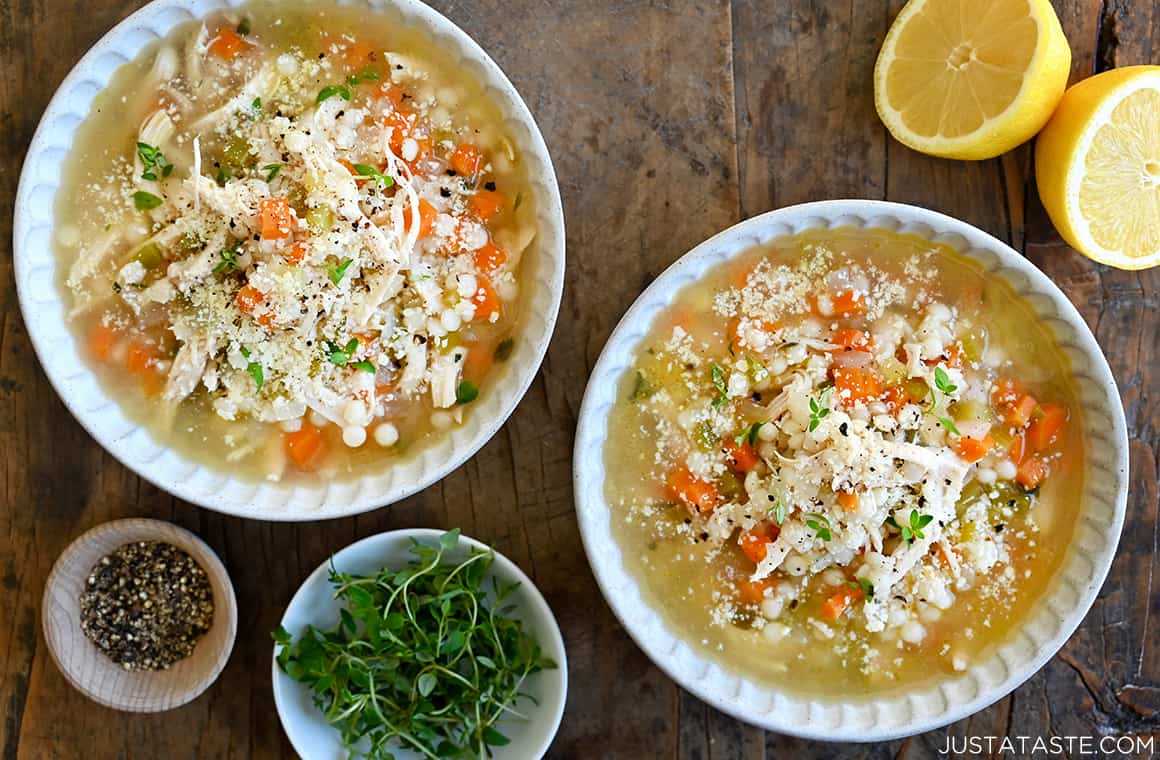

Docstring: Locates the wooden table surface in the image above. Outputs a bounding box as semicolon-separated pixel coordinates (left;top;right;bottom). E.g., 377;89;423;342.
1;0;1158;757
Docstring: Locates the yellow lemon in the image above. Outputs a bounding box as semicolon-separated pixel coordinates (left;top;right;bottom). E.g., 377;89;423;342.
874;0;1071;160
1035;66;1160;269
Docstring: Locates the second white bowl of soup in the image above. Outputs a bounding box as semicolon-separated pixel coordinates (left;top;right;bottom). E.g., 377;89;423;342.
15;0;564;518
574;200;1127;740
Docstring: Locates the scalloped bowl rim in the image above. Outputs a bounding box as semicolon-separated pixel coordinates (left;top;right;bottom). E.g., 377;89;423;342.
271;528;568;758
573;199;1128;742
13;0;565;521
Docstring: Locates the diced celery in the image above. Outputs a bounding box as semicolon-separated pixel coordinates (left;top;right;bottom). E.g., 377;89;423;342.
305;205;335;234
630;370;656;401
905;378;929;402
177;233;202;254
991;481;1035;512
956;480;985;517
717;471;744;500
951;399;994;424
136;243;163;270
222;135;251;171
694;420;717;451
959;329;986;363
878;355;907;385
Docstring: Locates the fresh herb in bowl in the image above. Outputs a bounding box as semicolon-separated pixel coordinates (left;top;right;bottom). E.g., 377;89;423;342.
273;529;557;759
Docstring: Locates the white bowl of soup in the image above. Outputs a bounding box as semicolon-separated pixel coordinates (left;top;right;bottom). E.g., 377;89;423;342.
14;0;564;518
574;200;1127;740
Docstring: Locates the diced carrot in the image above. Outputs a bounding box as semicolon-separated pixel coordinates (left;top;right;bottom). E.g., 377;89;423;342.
736;577;773;605
287;241;309;265
383;110;417;153
473;241;507;274
461;343;494;382
809;289;868;317
236;284;265;314
724;440;760;473
666;308;695;333
881;384;913;411
404;136;432;168
450;144;484;177
739;529;770;564
1027;403;1067;452
1005;394;1039;428
259;198;294;240
468;189;506;220
739;524;780;564
955;434;995;463
471;278;502;321
831;328;872;352
831;367;882;404
1016;455;1049;490
936;544;958;568
88;325;117;362
991;378;1025;408
836;490;860;512
1009;433;1027;465
402;199;438;238
284;424;327;471
729;317;781;347
728;263;752;289
125;342;155;376
379;83;405;107
343;39;375;65
665;468;720;515
142;372;166;397
237;285;275;327
924;342;963;368
208;29;251;60
821;585;864;621
830;290;868;317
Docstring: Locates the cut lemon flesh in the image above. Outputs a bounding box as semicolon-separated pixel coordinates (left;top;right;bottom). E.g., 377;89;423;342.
1036;66;1160;269
874;0;1071;160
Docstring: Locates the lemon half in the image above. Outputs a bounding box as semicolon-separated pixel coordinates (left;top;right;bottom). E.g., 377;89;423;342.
1036;66;1160;269
874;0;1071;160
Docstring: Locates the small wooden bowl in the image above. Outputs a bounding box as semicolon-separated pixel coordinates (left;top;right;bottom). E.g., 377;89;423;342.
42;518;238;712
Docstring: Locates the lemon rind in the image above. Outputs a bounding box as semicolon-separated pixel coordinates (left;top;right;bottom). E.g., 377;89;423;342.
1060;69;1160;270
874;0;1069;161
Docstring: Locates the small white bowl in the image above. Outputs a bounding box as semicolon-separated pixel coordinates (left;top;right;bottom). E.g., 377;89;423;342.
272;528;567;759
42;518;238;712
573;200;1128;741
13;0;564;520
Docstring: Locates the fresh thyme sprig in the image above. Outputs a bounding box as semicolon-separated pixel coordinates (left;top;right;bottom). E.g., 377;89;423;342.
808;388;832;432
887;510;934;544
733;422;764;447
710;363;728;408
805;512;832;542
274;530;556;760
136;142;174;181
352;163;395;188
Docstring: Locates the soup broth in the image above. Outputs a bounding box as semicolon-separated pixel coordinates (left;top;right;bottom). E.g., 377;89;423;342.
604;228;1084;695
56;2;537;482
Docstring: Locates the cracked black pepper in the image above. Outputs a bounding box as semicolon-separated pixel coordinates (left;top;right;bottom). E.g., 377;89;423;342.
79;541;214;671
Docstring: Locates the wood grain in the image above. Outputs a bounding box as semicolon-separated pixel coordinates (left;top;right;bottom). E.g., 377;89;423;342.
0;0;1157;758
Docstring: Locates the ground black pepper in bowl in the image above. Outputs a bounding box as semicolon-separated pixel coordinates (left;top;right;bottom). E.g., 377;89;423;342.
79;541;214;671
